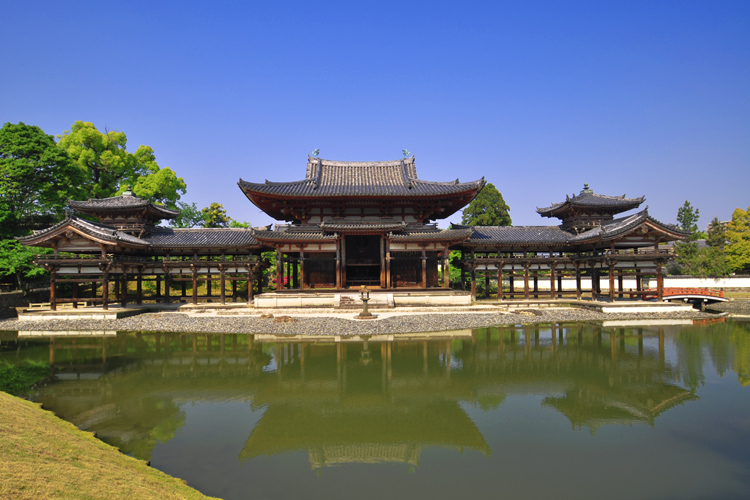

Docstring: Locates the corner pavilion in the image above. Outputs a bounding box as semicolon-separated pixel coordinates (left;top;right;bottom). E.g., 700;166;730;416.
18;156;687;309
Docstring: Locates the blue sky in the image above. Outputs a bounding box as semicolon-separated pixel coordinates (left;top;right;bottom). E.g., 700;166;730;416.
2;1;748;228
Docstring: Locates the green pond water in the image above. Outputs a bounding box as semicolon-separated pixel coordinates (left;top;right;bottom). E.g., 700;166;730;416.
2;320;750;500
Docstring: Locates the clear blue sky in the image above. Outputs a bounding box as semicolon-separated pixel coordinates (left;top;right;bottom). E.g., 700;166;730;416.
2;1;748;229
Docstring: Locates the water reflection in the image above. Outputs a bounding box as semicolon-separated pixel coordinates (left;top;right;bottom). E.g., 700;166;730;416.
6;323;741;466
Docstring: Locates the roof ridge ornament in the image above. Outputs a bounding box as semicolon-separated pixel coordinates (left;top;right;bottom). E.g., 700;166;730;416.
581;183;593;194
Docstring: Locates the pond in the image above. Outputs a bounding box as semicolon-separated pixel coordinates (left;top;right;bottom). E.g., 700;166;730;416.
2;319;749;500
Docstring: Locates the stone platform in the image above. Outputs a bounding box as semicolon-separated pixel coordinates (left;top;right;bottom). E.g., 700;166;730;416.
253;290;472;308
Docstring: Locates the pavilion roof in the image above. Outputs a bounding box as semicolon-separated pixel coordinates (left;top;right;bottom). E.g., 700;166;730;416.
570;209;687;243
536;184;645;218
16;216;149;248
68;192;180;220
238;156;485;199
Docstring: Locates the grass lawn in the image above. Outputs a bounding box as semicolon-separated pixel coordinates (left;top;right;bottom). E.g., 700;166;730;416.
0;392;219;500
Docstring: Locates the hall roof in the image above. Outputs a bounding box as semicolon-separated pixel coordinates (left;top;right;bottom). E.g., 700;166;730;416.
536;184;645;218
238;156;485;199
68;192;180;220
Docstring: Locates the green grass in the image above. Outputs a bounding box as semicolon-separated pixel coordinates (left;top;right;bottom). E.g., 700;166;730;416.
0;392;220;500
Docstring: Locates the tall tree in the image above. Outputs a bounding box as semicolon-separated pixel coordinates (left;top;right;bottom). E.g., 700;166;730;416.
677;200;704;240
58;121;186;207
461;183;511;226
706;217;727;248
726;207;750;273
0;122;83;231
170;202;204;228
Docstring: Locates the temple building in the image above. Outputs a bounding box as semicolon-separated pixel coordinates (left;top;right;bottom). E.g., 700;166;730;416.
18;156;687;309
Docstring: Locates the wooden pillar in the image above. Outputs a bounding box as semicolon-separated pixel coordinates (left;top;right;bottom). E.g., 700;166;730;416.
591;265;598;300
102;272;109;310
191;265;198;304
300;248;306;290
72;281;78;308
380;238;386;288
557;273;562;298
470;264;477;301
532;270;538;299
386;239;392;289
509;265;515;296
608;263;615;302
136;268;143;305
335;239;342;289
443;249;450;288
206;270;212;297
484;263;490;298
164;270;171;304
276;248;283;291
156;274;162;298
636;268;642;293
421;246;427;288
497;262;503;302
113;274;120;302
617;270;624;299
523;264;530;300
220;265;226;304
656;261;664;301
460;265;466;291
121;268;128;308
549;263;556;299
247;262;254;304
575;263;582;300
49;269;57;311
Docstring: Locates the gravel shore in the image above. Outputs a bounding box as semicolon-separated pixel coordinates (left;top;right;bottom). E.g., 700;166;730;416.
707;299;750;315
0;306;721;336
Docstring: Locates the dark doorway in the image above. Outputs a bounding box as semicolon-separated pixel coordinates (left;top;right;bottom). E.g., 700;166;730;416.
345;235;381;287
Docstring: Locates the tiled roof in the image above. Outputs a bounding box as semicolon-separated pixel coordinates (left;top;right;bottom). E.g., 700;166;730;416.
145;228;261;248
537;185;644;217
388;228;474;242
68;193;180;219
250;229;339;243
17;216;149;247
466;226;573;246
571;209;687;242
320;221;408;233
238;156;485;198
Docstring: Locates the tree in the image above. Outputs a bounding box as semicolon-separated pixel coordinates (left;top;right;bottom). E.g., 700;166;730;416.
677;200;704;240
706;217;727;249
726;207;750;273
0;122;83;232
671;202;731;277
170;202;204;228
201;202;231;228
461;183;511;226
58;121;186;207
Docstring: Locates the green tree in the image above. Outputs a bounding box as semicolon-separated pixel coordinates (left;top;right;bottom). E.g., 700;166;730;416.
58;121;186;207
461;183;511;226
170;202;204;228
0;122;83;231
726;207;750;273
201;202;231;228
706;217;727;248
677;200;704;240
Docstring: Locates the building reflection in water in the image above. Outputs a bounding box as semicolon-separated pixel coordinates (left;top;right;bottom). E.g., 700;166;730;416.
19;324;701;465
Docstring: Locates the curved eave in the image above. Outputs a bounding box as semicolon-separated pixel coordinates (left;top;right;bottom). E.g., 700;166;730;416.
239;180;484;221
573;214;688;245
17;218;148;249
537;195;645;218
388;229;474;243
